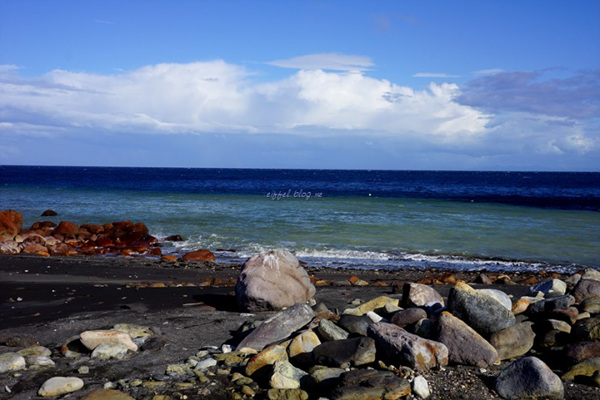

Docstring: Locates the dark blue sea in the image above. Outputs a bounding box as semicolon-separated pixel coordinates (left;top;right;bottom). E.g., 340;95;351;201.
1;166;599;273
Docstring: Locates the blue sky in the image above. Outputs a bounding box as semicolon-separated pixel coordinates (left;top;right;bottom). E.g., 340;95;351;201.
1;1;599;170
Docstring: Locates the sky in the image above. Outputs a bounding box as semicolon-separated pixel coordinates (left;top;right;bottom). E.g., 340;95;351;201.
0;1;599;171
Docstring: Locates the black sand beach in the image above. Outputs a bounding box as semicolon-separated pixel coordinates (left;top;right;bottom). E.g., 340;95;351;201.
0;254;597;399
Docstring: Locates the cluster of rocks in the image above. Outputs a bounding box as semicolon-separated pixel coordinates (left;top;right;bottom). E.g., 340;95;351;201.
2;245;600;399
202;259;599;400
0;210;215;262
0;324;154;398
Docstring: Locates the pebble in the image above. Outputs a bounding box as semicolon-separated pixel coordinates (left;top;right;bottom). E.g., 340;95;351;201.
318;318;349;341
91;342;129;360
80;330;138;352
38;376;84;397
270;359;310;389
0;353;26;373
83;388;135;400
195;357;217;371
412;375;430;399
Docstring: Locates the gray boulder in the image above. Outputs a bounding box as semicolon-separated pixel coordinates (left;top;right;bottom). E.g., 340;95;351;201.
312;337;376;368
331;369;411;400
237;303;315;351
526;294;575;315
572;279;600;304
489;322;536;361
402;283;444;308
367;322;448;371
495;356;563;400
434;312;498;367
337;314;373;336
235;249;316;312
447;282;515;336
390;307;428;329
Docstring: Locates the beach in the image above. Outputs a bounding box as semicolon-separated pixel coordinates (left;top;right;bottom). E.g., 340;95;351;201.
1;253;598;399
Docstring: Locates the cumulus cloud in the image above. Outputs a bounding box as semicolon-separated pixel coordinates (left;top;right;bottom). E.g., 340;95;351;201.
0;60;489;142
0;59;597;169
268;53;374;72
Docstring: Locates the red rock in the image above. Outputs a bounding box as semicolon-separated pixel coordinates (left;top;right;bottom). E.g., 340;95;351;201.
23;243;49;254
112;220;133;232
41;209;57;216
0;241;21;254
519;276;539;285
76;229;92;240
30;221;57;230
372;280;390;287
131;222;149;235
120;231;147;245
180;249;216;262
80;224;104;234
52;221;80;238
95;236;115;247
20;232;46;244
0;210;22;240
161;255;178;262
49;243;78;256
148;248;162;256
441;274;457;284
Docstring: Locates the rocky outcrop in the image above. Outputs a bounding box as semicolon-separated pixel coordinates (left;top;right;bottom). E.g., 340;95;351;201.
0;210;212;259
0;210;22;240
235;249;316;312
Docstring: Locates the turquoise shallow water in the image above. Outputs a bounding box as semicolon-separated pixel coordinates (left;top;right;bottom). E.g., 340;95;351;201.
2;182;598;273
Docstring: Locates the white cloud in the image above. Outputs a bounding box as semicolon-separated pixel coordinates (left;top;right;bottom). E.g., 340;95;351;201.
1;59;597;170
0;60;489;142
268;53;374;72
413;72;460;78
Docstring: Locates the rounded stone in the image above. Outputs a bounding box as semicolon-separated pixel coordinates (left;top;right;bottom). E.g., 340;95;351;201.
38;376;84;397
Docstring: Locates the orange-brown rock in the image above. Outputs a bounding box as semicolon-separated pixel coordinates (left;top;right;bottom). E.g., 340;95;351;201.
80;224;104;234
112;220;134;232
519;276;539;286
161;255;178;262
131;222;149;234
30;221;57;230
52;221;80;238
49;243;78;256
180;249;216;262
19;232;46;244
23;243;49;254
441;274;457;284
95;236;115;247
0;210;22;240
148;247;162;256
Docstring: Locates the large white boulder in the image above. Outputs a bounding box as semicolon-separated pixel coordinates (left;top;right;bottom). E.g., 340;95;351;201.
235;249;316;312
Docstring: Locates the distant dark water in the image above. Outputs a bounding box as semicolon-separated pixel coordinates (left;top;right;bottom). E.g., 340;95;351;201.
2;166;599;272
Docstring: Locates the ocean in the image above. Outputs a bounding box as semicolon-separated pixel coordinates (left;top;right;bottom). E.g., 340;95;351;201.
1;166;599;273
